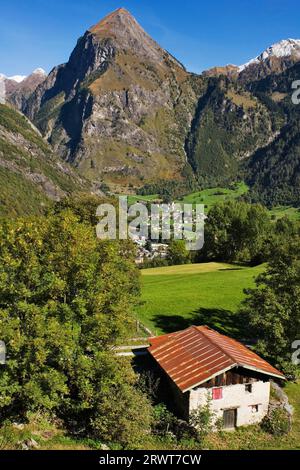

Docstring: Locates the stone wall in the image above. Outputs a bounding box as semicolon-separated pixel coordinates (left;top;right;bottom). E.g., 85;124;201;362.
189;381;270;428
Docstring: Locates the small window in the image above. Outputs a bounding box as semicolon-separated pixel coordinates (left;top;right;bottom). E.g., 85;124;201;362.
245;384;253;393
212;388;223;400
215;375;223;386
251;405;259;413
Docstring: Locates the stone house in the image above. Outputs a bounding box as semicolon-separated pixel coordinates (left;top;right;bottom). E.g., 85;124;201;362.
148;326;285;429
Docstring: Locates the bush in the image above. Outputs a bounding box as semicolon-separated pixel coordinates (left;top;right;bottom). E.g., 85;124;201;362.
262;408;291;436
279;362;300;382
152;401;215;446
189;400;216;443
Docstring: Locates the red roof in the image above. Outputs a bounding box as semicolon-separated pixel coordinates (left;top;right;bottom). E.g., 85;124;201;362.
148;326;285;392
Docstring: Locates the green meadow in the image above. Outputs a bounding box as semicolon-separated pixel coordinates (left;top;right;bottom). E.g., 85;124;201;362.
137;262;265;337
177;182;249;210
269;206;300;221
127;194;160;205
126;183;300;221
126;182;248;208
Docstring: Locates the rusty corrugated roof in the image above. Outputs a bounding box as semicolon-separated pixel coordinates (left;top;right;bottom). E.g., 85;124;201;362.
148;326;285;392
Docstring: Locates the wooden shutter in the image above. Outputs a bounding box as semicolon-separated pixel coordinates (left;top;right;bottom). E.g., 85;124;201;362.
212;387;223;400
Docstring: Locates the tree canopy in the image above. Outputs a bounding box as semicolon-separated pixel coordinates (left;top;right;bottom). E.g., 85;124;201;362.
0;208;151;447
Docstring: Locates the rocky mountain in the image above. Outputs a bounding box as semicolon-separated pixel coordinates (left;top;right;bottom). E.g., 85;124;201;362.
25;8;203;192
0;69;47;109
0;103;86;216
238;39;300;83
203;39;300;83
13;8;300;206
5;68;47;111
202;64;239;79
0;74;27;100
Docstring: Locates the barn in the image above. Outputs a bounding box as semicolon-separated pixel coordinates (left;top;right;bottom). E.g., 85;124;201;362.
148;326;285;429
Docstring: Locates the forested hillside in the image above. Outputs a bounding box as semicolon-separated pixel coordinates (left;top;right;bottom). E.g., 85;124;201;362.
0;104;86;216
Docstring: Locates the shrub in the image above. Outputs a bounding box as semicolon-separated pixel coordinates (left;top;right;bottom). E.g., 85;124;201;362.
262;408;291;436
152;401;215;446
189;400;216;443
279;362;300;382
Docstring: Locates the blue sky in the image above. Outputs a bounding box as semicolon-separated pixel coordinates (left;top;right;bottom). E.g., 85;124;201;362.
0;0;299;76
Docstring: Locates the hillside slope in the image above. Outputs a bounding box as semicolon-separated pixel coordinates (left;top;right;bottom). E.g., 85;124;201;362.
0;104;86;216
245;62;300;206
185;77;279;185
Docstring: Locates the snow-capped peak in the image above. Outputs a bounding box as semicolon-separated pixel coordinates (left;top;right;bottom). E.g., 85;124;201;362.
32;68;47;76
0;68;47;84
0;73;26;83
7;75;27;83
239;38;300;72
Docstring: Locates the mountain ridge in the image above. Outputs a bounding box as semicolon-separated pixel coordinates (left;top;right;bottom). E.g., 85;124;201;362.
203;38;300;81
7;8;300;206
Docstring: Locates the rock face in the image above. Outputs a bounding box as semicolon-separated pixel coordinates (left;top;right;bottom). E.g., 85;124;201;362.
25;8;202;190
244;60;300;206
7;68;47;110
1;69;47;109
185;77;277;183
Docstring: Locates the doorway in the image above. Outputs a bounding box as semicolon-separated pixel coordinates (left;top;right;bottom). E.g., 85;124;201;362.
223;408;237;429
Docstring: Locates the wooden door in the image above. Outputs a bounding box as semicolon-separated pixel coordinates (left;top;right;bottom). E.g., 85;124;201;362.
223;409;237;429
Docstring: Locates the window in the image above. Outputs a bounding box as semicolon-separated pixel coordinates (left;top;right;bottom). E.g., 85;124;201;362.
251;405;259;413
215;375;223;386
212;388;223;400
245;384;253;393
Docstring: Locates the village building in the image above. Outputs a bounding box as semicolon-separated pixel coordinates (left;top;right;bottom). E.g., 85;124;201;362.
148;326;285;429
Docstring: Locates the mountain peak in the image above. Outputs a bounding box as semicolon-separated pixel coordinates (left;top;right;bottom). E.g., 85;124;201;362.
89;7;136;35
239;38;300;72
88;8;184;68
32;68;47;76
7;75;27;83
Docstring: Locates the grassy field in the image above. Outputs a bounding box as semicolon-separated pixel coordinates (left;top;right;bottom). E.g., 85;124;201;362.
125;183;248;208
127;194;160;205
269;206;300;221
177;182;249;210
137;262;265;337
